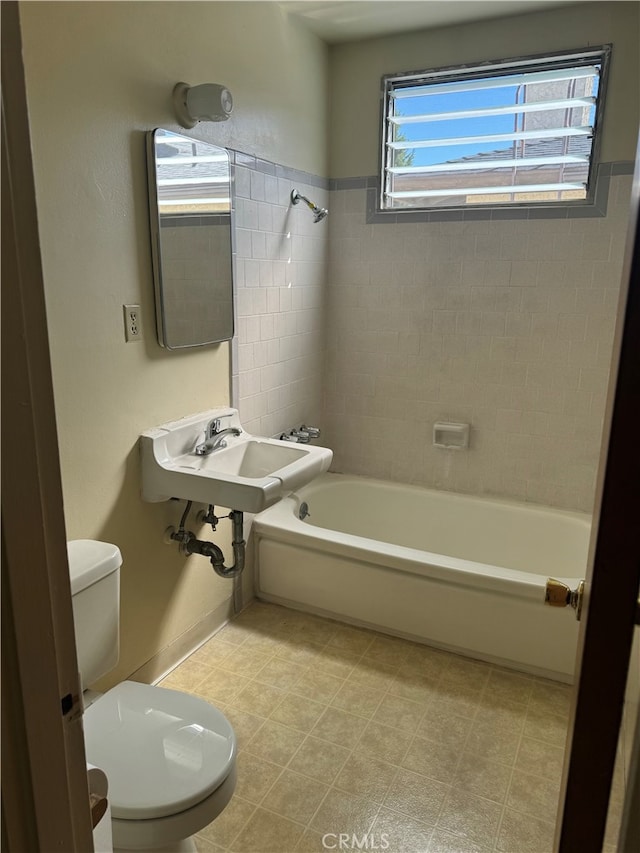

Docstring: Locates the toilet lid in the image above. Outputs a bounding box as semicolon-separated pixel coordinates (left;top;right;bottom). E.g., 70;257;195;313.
83;681;236;820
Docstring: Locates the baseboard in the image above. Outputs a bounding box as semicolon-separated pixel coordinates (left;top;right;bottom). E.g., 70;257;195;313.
128;598;237;686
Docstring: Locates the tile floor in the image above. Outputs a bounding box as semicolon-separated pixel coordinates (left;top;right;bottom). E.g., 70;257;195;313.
159;601;619;853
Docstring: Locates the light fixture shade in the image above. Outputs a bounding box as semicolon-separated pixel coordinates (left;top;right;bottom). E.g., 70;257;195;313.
173;82;233;128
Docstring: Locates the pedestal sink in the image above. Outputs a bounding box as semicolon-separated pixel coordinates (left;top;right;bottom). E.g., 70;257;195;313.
140;409;332;513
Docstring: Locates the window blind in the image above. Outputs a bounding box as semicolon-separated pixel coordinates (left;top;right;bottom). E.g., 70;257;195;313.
381;48;610;211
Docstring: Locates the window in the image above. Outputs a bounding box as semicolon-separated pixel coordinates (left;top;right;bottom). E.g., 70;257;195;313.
380;47;610;212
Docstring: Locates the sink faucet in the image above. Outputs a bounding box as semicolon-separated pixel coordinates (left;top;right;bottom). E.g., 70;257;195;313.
195;418;241;456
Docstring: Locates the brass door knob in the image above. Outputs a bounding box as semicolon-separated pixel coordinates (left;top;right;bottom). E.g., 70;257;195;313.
545;578;585;621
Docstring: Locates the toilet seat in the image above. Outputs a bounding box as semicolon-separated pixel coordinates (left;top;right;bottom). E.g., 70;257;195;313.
83;681;236;821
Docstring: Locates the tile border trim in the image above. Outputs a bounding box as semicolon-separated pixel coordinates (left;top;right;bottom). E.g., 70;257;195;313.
231;149;329;190
328;161;634;223
228;153;633;221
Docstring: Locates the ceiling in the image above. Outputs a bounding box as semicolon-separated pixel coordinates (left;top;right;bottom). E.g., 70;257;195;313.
282;0;585;44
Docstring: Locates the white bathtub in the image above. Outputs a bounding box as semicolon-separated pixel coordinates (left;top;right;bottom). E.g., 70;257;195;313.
253;473;592;681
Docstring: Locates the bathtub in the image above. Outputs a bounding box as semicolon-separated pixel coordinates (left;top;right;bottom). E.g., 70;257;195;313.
253;473;592;682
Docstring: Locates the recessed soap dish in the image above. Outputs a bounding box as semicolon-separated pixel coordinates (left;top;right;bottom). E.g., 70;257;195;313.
433;422;470;450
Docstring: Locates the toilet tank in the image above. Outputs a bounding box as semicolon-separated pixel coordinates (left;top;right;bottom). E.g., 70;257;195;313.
67;540;121;687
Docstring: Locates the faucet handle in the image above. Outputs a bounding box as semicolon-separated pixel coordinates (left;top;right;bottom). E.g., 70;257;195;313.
301;424;321;439
205;413;235;438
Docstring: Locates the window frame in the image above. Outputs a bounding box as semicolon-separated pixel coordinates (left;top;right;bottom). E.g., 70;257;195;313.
378;45;612;215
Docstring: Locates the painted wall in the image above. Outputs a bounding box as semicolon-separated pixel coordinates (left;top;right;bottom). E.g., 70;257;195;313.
19;0;328;684
324;2;638;512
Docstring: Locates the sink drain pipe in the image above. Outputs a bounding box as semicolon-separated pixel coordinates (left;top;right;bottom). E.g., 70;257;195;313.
167;501;245;579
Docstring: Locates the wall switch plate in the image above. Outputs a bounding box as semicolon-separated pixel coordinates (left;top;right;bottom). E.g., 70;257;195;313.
123;304;142;342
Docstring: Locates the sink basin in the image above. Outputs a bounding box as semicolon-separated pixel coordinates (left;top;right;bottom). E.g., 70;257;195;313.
140;408;332;513
195;440;308;479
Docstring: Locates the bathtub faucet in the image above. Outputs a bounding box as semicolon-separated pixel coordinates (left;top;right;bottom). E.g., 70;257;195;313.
301;424;321;439
195;419;241;455
290;428;311;443
279;424;321;444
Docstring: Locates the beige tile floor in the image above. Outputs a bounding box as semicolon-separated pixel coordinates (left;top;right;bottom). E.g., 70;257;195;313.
159;601;619;853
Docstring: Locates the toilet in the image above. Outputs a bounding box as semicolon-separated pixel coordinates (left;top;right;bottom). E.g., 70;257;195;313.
68;539;236;852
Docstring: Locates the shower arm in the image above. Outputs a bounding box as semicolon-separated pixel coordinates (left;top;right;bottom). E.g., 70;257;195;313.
291;189;328;223
291;189;316;211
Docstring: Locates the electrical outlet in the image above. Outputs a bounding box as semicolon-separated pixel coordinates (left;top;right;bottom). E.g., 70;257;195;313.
123;304;142;342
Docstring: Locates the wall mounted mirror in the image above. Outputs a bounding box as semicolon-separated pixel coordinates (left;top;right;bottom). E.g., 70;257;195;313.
146;128;234;349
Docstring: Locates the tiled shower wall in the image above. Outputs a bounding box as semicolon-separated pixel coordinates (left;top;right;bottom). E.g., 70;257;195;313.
323;169;633;513
232;154;329;438
230;157;632;513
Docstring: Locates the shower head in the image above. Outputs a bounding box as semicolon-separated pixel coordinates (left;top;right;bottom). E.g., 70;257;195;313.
291;189;328;223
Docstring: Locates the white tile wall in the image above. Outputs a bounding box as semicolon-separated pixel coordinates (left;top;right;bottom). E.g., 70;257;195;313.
323;176;632;512
233;165;328;438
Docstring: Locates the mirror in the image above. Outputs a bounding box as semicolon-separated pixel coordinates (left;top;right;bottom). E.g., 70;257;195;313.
146;128;234;349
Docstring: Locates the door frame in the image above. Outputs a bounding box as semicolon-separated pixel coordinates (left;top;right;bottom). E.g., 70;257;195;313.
555;140;640;851
1;2;94;850
2;0;639;848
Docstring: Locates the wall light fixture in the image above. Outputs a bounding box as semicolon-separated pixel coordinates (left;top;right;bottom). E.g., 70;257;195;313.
173;82;233;128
